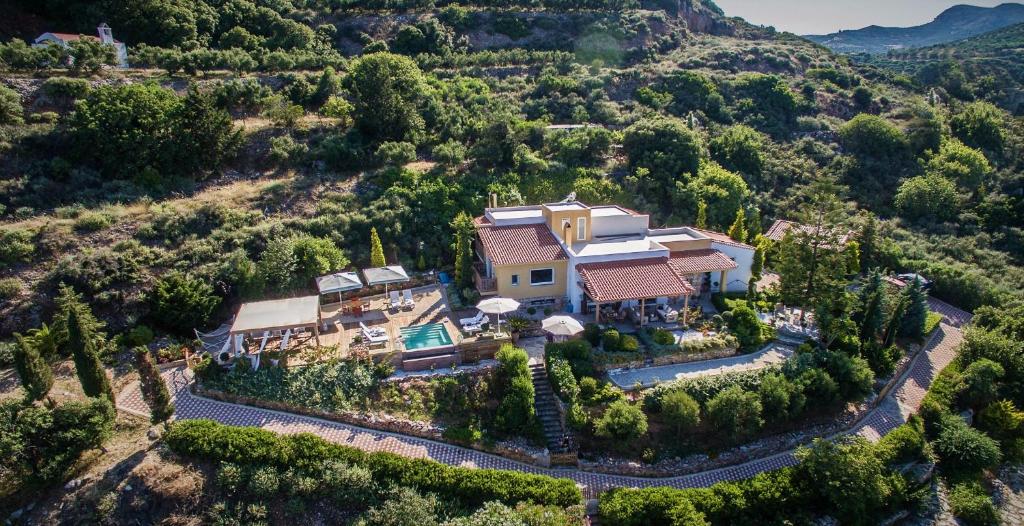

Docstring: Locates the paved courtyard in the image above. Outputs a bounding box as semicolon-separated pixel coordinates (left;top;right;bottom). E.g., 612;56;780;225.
117;297;970;499
607;343;795;390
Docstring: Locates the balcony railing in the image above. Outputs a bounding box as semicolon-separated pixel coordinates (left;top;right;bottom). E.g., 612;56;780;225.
473;263;497;294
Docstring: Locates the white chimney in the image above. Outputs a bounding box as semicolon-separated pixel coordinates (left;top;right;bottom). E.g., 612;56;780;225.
98;23;114;44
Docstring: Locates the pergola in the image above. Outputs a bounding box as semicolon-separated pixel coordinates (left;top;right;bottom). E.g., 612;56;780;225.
316;271;363;305
362;265;410;296
229;296;322;353
577;258;695;326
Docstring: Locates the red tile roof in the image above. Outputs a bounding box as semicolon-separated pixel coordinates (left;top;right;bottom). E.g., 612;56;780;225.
577;258;693;303
764;219;853;245
690;227;754;249
477;224;567;266
668;249;738;275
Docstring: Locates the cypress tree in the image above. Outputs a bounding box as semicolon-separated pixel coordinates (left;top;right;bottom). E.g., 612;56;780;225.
899;278;929;341
67;306;114;401
369;227;386;267
728;208;748;243
133;347;175;424
13;333;53;402
451;212;475;290
857;270;886;343
696;200;707;228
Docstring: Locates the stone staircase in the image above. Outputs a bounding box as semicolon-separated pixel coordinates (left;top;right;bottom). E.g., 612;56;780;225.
530;362;572;456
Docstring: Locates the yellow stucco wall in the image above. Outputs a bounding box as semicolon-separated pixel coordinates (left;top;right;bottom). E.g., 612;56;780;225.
543;207;592;244
493;260;568;300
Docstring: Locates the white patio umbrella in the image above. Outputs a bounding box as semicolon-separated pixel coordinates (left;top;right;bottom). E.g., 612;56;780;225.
542;315;584;337
476;297;520;334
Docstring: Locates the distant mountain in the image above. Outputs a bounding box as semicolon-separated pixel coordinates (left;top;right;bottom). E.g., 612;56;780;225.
805;3;1024;54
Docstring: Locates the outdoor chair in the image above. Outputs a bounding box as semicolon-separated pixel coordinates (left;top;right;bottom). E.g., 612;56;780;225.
360;321;386;337
656;304;679;322
389;291;401;310
362;328;389;347
402;289;415;310
460;310;487;327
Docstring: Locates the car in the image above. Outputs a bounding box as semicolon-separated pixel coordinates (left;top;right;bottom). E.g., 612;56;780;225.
897;273;931;290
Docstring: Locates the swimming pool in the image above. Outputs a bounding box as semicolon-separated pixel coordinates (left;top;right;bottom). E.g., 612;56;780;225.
399;323;454;351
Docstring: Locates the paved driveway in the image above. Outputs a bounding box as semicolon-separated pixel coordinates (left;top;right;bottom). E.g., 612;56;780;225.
117;297;969;499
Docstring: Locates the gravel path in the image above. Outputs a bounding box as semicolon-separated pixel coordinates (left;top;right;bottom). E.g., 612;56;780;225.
117;297;970;499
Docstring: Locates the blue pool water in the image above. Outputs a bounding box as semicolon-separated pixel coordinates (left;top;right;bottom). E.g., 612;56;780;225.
399;323;454;350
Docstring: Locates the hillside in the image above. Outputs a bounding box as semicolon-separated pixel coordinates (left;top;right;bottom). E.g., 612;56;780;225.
805;3;1024;54
2;1;1024;523
859;22;1024;113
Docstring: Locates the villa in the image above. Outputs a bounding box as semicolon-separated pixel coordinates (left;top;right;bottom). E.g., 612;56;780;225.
474;198;755;324
33;23;129;68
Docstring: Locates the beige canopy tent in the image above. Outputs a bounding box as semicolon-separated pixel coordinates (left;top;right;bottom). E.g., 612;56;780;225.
229;296;322;353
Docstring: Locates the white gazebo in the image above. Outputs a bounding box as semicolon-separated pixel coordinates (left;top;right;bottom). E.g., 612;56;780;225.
229;296;322;354
316;271;363;305
363;265;411;296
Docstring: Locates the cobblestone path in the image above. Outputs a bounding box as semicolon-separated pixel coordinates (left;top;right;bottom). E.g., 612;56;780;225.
117;298;970;499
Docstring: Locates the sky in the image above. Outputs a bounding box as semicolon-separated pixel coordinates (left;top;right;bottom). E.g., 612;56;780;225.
713;0;1011;35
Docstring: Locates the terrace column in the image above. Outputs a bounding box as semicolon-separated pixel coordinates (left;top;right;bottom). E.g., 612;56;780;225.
682;294;690;325
720;270;729;293
640;301;645;327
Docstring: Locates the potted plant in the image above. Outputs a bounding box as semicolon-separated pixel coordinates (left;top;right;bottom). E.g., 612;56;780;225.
508;316;529;343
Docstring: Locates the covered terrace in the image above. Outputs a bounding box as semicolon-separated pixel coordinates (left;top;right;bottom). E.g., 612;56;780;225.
576;257;695;326
229;296;323;356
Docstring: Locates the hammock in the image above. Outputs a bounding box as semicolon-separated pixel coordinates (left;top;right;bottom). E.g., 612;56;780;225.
195;323;232;355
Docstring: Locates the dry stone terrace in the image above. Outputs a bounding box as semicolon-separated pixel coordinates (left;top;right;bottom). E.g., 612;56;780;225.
117;297;970;500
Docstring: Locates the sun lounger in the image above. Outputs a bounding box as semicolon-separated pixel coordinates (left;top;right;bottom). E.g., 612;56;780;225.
460;311;487;327
389;290;401;310
402;289;415;309
362;328;389;347
463;323;482;335
656;304;679;322
359;321;386;337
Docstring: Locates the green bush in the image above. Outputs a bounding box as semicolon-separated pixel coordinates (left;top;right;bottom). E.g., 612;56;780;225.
0;277;21;300
545;339;594;378
493;345;536;436
546;356;579;403
583;323;601;346
948;482;1000;526
706;385;763;440
602;329;622;352
247;465;280;498
620;334;640;352
595;400;648;441
875;419;927;465
151;272;221;333
933;417;1002;476
661;390;701;435
124;324;155;347
0;227;35;265
165;420;582;508
73;212;114;232
652;328;675;346
216;462;243;494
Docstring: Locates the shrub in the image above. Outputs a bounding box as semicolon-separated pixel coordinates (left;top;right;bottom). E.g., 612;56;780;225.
269;135;309;163
602;329;622;352
595;400;648;441
375;141;416;166
960;358;1004;408
948;482;1000;526
164;420;582;507
977;399;1024;442
493;345;536;436
0;227;35;265
547;356;579;403
652;328;675;346
0;277;21;300
933;417;1002;476
706;386;763;440
124;325;154;347
216;462;243;494
583;323;601;346
73;212;114;232
875;419;927;465
620;334;640;352
244;467;278;498
151;273;221;333
727;305;765;351
661;390;701;434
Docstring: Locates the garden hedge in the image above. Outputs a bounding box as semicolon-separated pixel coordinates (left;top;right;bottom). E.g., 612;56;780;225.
165;419;582;508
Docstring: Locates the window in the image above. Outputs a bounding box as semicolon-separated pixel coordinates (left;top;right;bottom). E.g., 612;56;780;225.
577;217;586;241
511;274;520;286
530;268;555;286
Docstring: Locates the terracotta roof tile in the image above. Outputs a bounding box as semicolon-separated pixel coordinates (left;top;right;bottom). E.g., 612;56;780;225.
577;258;693;303
668;249;738;275
477;224;567;266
